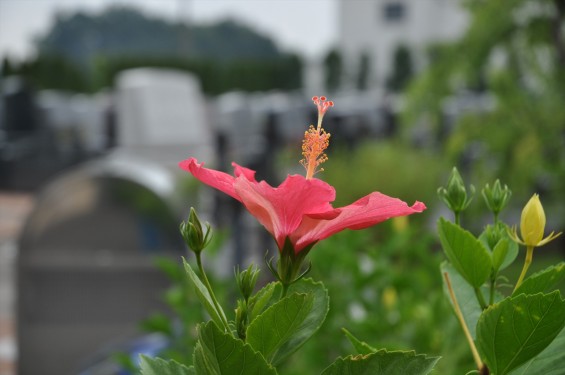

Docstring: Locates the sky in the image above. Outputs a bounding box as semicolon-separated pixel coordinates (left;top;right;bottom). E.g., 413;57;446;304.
0;0;339;61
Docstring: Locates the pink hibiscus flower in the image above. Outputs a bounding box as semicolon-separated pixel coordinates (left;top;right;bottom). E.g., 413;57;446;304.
180;96;425;285
178;159;425;253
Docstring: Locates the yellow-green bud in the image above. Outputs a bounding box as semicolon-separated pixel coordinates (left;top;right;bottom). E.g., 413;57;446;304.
520;194;546;246
509;194;562;248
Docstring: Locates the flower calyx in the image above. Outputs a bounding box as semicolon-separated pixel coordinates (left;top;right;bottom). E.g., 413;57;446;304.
266;238;314;291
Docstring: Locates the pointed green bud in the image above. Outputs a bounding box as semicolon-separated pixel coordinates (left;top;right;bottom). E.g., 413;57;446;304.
235;263;260;301
235;299;248;340
180;207;213;254
482;179;512;217
483;222;506;250
437;167;475;215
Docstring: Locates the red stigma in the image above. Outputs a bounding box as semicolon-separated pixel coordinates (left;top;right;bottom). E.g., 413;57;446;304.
312;95;334;117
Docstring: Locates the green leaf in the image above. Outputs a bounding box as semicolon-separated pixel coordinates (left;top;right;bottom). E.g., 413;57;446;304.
182;258;228;331
491;238;519;272
272;278;330;365
139;355;194;375
438;218;492;288
478;224;518;272
342;328;377;355
193;321;277;375
512;262;565;296
441;262;482;339
246;292;314;363
510;324;565;375
249;282;280;320
248;279;330;365
476;291;565;375
321;349;440;375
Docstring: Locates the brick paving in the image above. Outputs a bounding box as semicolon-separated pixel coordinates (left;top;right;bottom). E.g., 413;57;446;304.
0;193;34;375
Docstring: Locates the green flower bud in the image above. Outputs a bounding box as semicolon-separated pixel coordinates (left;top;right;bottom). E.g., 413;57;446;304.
438;167;475;215
235;263;260;301
180;207;212;254
482;222;506;250
235;299;248;340
482;179;511;217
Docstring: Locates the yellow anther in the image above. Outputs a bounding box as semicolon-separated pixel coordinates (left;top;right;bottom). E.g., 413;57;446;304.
300;125;330;179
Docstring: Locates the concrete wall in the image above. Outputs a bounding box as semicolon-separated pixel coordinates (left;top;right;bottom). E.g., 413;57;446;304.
339;0;469;89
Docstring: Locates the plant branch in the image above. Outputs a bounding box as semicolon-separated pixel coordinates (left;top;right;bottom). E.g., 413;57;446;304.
474;287;488;310
514;246;534;293
444;272;484;371
195;253;232;335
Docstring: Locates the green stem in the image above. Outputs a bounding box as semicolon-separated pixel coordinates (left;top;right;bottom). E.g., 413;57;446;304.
454;211;460;226
196;252;232;335
489;277;495;306
444;272;484;371
514;246;534;292
281;283;290;299
474;287;488;310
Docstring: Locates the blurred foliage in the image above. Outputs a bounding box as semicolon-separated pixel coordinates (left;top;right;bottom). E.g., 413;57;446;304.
403;0;565;209
281;224;473;374
386;45;414;92
1;6;302;94
323;140;447;208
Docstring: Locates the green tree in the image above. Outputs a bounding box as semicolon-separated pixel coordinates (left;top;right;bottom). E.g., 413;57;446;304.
1;57;14;77
386;45;413;92
6;6;302;94
324;48;343;92
404;0;565;205
8;54;88;91
36;6;283;68
356;52;371;91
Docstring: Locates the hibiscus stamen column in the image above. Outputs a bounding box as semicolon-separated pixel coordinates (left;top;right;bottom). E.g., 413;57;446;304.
301;96;334;179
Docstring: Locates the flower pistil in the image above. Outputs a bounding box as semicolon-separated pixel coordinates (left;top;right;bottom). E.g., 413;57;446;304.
301;96;334;179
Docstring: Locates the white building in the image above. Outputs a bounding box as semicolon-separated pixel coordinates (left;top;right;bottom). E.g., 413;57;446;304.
339;0;469;90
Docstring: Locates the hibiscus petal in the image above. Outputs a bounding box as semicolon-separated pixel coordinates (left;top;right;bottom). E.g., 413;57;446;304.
234;175;336;249
232;162;257;181
291;192;426;252
179;158;241;202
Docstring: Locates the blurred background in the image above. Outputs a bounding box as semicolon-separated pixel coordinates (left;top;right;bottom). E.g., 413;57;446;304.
0;0;564;374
